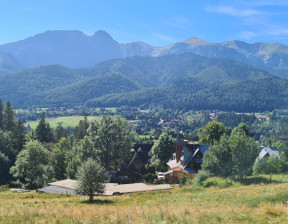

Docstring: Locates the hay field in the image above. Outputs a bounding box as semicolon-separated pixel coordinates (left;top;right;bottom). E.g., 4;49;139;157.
1;175;288;223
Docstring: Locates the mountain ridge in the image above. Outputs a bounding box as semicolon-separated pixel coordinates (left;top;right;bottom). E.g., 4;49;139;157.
1;30;288;79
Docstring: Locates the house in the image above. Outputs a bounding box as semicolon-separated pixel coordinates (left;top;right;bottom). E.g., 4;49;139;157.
165;140;209;183
257;146;280;160
126;143;153;181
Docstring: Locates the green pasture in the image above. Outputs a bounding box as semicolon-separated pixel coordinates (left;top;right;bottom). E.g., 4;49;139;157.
26;116;99;129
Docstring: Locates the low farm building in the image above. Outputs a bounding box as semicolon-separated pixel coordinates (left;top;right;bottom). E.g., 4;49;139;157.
38;179;172;195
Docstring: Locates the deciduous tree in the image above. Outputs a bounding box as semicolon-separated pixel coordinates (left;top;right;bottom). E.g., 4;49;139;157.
151;132;174;171
202;135;233;177
51;138;68;180
229;134;258;177
253;156;281;181
87;116;135;171
202;132;258;178
10;140;51;189
231;123;250;136
198;121;227;145
76;158;109;201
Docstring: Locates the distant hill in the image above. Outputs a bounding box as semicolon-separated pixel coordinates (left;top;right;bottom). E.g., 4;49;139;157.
76;53;270;88
0;52;22;75
86;76;288;112
0;53;287;112
0;65;85;106
32;73;141;107
1;30;288;79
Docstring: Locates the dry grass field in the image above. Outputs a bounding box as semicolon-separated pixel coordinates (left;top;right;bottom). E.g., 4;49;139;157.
1;175;288;224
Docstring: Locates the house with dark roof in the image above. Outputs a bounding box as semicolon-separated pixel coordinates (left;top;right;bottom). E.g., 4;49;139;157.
165;140;209;182
125;143;153;181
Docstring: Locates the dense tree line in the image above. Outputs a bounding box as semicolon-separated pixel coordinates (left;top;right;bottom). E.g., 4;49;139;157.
198;121;288;182
3;100;288;189
0;100;26;184
0;100;135;189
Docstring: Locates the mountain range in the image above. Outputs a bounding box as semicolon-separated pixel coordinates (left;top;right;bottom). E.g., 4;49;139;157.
1;30;288;78
1;30;288;112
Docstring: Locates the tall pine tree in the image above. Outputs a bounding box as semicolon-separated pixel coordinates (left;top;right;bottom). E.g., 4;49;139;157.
35;112;54;143
54;124;66;141
0;99;3;130
3;101;15;132
74;116;89;139
13;119;27;154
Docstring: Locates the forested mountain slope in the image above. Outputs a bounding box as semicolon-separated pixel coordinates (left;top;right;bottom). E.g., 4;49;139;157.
77;53;270;88
0;65;85;106
86;76;288;112
0;53;285;112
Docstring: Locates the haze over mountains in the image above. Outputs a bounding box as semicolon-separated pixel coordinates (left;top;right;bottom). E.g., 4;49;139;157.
1;30;288;112
1;30;288;76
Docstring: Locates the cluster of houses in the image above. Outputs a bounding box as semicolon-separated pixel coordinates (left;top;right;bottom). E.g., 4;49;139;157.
39;141;280;195
127;141;280;183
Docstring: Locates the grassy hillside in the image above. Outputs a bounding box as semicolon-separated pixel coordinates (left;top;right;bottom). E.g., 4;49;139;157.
26;116;99;129
1;175;288;223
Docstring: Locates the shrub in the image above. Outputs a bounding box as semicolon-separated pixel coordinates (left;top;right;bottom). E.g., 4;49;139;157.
202;177;231;188
179;176;187;187
192;170;212;186
144;173;157;183
0;185;9;192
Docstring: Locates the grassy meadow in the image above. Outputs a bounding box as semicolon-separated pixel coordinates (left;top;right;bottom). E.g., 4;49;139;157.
1;175;288;224
26;116;99;129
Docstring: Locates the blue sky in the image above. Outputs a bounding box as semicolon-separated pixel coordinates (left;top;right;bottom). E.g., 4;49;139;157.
1;0;288;46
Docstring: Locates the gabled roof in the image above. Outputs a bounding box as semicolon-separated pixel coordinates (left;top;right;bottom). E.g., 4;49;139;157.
183;144;209;168
199;144;209;155
49;179;77;189
183;148;200;168
258;146;280;159
127;143;153;168
167;142;210;173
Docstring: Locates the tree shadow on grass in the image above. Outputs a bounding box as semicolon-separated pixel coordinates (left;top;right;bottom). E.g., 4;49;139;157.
233;176;283;186
81;199;115;204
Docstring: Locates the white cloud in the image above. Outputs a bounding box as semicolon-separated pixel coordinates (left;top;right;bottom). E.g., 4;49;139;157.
162;17;192;30
239;31;259;39
248;0;288;6
206;6;261;17
238;26;288;41
152;33;175;42
266;27;288;36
